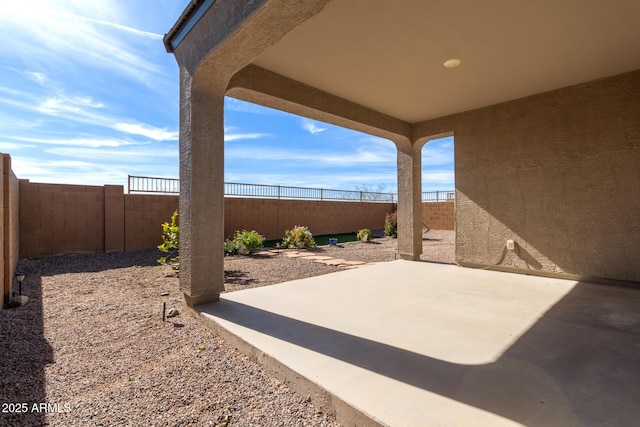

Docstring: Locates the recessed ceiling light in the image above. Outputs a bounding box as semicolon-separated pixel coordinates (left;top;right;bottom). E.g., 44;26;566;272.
444;59;461;68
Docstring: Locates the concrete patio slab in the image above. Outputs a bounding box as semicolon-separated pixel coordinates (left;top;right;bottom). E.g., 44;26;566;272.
198;261;640;427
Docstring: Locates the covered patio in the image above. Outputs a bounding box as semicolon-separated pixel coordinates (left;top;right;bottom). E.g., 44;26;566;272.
164;0;640;305
198;262;639;426
163;1;640;424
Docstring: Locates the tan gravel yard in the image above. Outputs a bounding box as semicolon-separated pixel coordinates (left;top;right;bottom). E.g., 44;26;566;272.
0;231;453;426
225;230;455;292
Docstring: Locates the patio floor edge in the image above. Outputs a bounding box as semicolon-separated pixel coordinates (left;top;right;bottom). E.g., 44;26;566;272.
190;301;384;427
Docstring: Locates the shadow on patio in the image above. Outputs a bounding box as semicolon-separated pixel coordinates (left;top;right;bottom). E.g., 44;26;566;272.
198;261;640;427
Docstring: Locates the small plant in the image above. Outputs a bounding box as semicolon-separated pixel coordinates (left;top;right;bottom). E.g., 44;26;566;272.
384;212;397;238
224;231;265;256
233;230;265;255
224;238;237;256
158;210;179;269
282;225;316;249
357;228;372;242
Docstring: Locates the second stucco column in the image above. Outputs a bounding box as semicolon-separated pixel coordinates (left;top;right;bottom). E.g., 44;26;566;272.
396;143;422;260
179;69;226;305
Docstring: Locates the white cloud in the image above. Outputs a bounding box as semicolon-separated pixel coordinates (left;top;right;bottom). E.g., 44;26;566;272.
0;115;42;130
3;75;111;125
225;146;394;166
1;86;178;145
8;136;132;148
225;133;270;142
0;142;28;151
422;170;455;183
10;155;132;186
112;123;178;141
0;87;25;97
422;137;454;167
69;15;163;40
422;170;455;191
46;146;177;160
26;89;115;128
0;2;181;187
3;72;177;142
301;119;327;135
0;3;168;89
223;126;270;142
38;94;104;115
24;71;47;85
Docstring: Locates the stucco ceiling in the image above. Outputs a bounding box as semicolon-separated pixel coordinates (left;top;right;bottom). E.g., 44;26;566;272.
252;0;640;123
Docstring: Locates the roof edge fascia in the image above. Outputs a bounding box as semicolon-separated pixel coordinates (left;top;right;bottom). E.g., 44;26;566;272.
163;0;215;53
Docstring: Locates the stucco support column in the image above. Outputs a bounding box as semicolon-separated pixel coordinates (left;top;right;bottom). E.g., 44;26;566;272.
179;68;226;306
396;142;422;260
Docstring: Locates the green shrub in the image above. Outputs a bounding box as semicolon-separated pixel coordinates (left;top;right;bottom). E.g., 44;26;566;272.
384;212;397;238
282;225;316;249
357;228;372;242
224;238;237;256
158;210;179;269
232;230;265;255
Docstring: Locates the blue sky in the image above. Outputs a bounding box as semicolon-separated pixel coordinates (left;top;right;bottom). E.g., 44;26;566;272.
0;0;453;193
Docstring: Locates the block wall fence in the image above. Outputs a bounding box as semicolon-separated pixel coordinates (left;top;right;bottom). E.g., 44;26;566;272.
422;201;454;230
17;181;454;260
0;155;19;309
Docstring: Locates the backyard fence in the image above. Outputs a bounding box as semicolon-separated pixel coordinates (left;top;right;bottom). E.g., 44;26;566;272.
128;175;454;203
128;175;180;194
422;190;456;202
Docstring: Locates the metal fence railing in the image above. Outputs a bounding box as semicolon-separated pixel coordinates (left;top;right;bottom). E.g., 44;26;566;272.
128;175;454;203
422;190;455;202
224;182;396;202
128;175;180;194
128;175;397;202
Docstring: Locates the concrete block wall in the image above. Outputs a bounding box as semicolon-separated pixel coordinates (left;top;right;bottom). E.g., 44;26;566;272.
1;156;6;308
225;198;395;240
8;169;19;296
1;154;20;309
105;185;125;252
422;201;454;230
17;184;397;257
124;194;178;251
19;181;105;258
17;184;454;259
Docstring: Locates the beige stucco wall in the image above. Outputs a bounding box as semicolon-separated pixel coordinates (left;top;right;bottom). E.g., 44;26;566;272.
441;71;640;282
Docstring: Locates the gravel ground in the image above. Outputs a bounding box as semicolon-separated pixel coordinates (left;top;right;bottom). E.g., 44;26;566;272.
0;231;453;426
225;230;455;292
